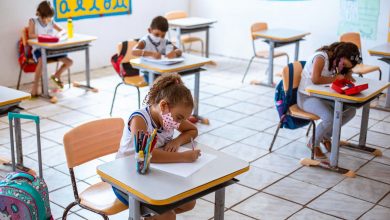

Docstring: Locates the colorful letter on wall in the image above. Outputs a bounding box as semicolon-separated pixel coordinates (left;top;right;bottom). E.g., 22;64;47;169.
54;0;131;22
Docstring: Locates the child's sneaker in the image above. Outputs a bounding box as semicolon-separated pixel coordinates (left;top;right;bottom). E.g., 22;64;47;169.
50;75;64;89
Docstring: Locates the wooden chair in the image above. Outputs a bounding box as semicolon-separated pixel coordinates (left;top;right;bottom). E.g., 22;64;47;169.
269;61;320;160
62;118;127;220
17;27;71;90
242;22;289;82
165;11;204;56
340;32;382;80
110;40;148;116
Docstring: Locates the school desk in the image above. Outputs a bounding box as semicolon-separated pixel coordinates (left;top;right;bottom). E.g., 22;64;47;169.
97;144;249;220
168;17;217;58
251;29;310;86
130;53;212;122
302;78;390;177
28;34;98;103
0;86;30;167
368;43;390;110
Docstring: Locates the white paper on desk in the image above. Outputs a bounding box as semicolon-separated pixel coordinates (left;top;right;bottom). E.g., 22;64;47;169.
141;56;184;65
150;148;216;178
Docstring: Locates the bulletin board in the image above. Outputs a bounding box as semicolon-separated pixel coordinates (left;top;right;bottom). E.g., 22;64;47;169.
54;0;132;22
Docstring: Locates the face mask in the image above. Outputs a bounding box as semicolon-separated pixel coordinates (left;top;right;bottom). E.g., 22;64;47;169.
149;34;162;43
161;112;180;131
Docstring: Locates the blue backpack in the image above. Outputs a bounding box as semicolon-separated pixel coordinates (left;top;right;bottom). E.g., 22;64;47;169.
275;61;310;129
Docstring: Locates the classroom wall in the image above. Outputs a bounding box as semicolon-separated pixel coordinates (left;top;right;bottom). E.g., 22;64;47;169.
189;0;390;78
0;0;189;87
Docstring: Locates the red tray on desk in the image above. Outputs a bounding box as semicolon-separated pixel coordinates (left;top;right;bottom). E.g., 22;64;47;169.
331;79;368;95
38;35;59;43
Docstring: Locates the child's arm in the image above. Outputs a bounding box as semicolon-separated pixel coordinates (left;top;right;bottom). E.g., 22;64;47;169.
166;44;182;59
163;120;198;152
151;148;201;163
53;23;66;37
311;56;338;84
28;19;38;39
132;41;161;59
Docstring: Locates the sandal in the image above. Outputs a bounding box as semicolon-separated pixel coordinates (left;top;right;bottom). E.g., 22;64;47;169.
50;75;64;89
321;138;332;152
307;142;327;159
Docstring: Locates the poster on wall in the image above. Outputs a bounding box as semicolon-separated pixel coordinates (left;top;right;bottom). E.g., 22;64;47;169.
54;0;132;22
338;0;380;40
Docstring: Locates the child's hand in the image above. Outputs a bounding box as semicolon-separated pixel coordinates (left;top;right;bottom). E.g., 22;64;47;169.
345;74;356;82
153;52;162;59
166;51;177;59
182;149;201;162
163;140;180;152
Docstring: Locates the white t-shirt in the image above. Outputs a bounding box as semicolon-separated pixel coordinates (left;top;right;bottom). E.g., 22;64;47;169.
30;18;55;52
138;34;175;55
298;51;334;95
116;106;174;159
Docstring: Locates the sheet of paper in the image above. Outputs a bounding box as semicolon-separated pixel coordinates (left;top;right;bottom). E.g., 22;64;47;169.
141;56;184;65
150;147;216;178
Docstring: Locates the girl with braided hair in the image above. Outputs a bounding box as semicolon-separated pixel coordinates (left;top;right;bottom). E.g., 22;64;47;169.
113;73;198;219
298;42;362;159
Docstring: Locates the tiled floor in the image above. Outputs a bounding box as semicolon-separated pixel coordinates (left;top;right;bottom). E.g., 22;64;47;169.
1;55;390;219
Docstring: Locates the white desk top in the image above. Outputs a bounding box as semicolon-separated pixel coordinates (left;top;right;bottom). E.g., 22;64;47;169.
27;33;97;49
368;43;390;57
97;144;249;205
130;54;212;73
253;29;310;42
0;86;30;107
305;78;390;103
168;17;217;29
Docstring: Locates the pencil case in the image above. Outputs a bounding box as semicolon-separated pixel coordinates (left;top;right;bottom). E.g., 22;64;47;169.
38;35;59;43
331;79;368;95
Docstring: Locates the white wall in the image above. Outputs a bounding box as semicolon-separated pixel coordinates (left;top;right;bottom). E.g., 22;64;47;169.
0;0;189;87
189;0;390;78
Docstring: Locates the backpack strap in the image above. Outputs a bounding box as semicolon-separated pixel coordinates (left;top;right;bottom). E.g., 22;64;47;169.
119;41;128;57
286;63;294;104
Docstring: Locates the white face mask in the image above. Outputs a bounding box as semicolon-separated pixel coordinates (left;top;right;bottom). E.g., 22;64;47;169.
149;34;162;43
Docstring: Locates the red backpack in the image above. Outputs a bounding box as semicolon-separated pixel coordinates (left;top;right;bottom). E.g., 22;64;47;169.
111;41;139;78
18;28;37;73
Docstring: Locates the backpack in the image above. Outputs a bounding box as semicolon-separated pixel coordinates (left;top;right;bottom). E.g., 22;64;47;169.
17;28;37;73
0;172;53;220
111;41;139;78
275;61;310;129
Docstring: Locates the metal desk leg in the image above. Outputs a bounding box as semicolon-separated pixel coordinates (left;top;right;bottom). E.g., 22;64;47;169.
267;41;275;86
214;188;225;220
41;48;50;98
148;71;155;85
341;103;382;156
193;71;200;116
128;194;141;220
86;46;91;87
386;66;390;108
294;41;300;61
205;27;209;58
176;27;182;50
300;99;355;177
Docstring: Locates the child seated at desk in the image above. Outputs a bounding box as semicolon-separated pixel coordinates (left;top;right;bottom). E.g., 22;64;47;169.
113;73;199;220
132;16;182;83
28;1;73;96
298;42;361;159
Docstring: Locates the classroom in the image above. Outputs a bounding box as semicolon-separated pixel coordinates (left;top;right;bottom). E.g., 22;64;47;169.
0;0;390;219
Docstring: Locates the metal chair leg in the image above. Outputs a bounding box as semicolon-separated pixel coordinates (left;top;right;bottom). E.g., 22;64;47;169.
110;82;123;116
306;123;312;137
269;117;284;152
62;201;78;220
242;56;256;83
100;213;109;220
136;86;141;109
378;69;382;81
311;120;316;160
201;41;204;57
17;67;23;90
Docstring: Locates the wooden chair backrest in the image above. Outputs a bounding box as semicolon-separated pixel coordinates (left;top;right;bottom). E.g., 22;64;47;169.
251;22;268;40
340;32;361;49
63;118;124;168
117;40;138;63
165;11;188;20
281;61;304;91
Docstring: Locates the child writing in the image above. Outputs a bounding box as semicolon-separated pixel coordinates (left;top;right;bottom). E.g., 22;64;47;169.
298;42;361;159
28;1;73;96
113;73;199;219
132;16;182;83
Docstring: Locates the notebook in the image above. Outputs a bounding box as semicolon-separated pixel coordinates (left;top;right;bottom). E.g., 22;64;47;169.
141;56;185;65
150;147;216;178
